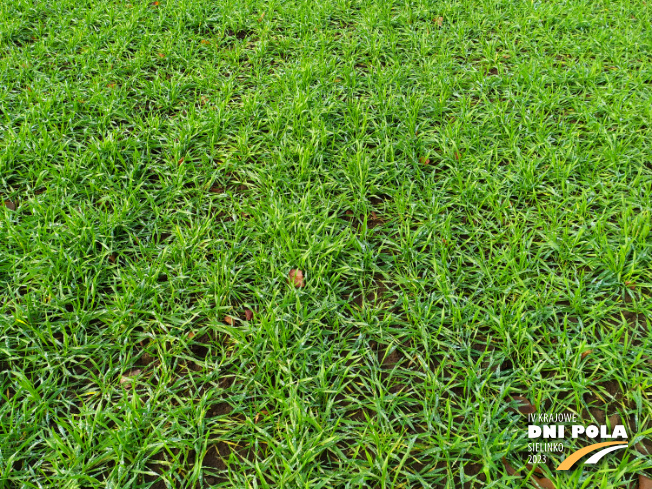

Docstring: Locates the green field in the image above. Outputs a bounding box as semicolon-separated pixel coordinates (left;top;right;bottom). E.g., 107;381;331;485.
2;0;652;487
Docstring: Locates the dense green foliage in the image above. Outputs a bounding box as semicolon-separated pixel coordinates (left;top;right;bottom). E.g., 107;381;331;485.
1;0;652;487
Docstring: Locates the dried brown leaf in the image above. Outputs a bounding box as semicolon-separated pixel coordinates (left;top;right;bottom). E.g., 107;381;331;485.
532;475;555;489
525;464;545;475
120;369;142;385
254;409;268;423
510;395;536;414
502;458;518;476
434;16;443;26
640;475;652;489
581;349;593;359
288;269;305;288
224;315;234;325
419;156;430;165
244;309;253;321
4;200;16;211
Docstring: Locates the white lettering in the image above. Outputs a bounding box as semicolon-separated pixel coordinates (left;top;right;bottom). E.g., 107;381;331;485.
529;425;542;438
543;425;557;438
586;425;599;438
572;425;585;438
600;425;611;438
612;425;627;439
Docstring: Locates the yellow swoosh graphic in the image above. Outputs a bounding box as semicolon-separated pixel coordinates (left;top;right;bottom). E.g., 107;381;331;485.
556;441;628;470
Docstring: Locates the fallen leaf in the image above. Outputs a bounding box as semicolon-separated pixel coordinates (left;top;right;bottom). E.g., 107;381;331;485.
152;1;159;5
4;200;16;211
254;409;268;423
434;16;443;26
107;83;116;88
244;309;254;321
224;315;234;325
120;369;142;385
510;395;536;414
178;157;185;165
257;12;265;22
188;331;196;340
532;476;555;489
454;151;461;160
524;463;544;475
157;53;165;58
640;475;652;489
419;156;430;165
288;269;305;288
370;211;378;220
108;254;116;264
502;458;518;476
334;78;342;82
200;39;211;45
581;349;593;359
